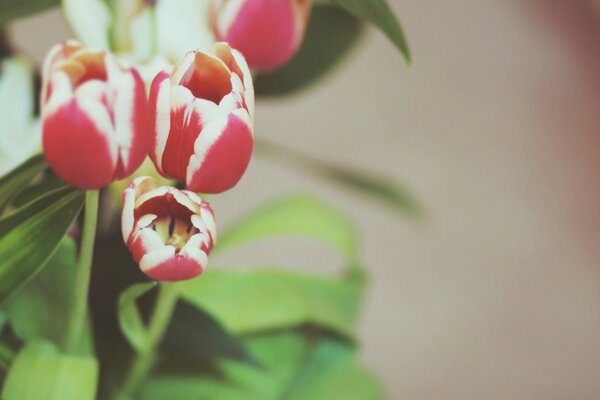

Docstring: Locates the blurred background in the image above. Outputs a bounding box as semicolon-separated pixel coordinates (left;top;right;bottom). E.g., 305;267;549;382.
10;0;600;398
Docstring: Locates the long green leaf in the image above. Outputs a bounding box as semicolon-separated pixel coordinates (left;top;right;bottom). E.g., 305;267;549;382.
4;239;77;344
0;154;46;212
255;5;364;96
2;341;98;400
0;187;83;303
118;282;157;352
332;0;410;63
0;0;61;25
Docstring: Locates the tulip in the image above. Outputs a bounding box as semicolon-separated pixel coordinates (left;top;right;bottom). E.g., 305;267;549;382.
0;56;40;177
122;176;217;281
41;40;149;189
148;42;254;194
210;0;311;71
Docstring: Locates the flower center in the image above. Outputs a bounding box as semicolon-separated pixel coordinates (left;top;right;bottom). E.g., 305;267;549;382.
152;217;197;252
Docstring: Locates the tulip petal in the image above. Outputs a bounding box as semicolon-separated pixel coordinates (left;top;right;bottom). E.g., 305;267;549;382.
187;109;253;193
110;62;149;180
42;93;117;189
149;70;172;175
218;0;302;71
141;251;206;282
178;51;232;104
161;88;219;182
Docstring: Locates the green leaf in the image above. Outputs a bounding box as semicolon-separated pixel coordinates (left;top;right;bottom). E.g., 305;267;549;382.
255;4;365;96
332;0;410;63
214;194;360;273
140;333;382;400
2;341;99;400
180;269;363;340
118;282;157;352
0;0;61;25
179;194;365;339
11;173;66;209
256;139;423;218
0;154;46;212
0;187;84;304
4;239;77;344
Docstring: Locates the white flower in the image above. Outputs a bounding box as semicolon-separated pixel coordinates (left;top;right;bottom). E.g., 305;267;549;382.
0;56;40;177
62;0;215;71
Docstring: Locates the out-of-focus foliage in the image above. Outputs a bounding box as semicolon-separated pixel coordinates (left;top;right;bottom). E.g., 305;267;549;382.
0;0;59;26
1;341;98;400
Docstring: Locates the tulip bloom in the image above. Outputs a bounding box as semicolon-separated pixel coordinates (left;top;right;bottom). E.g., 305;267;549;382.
210;0;311;71
149;42;254;194
41;40;148;189
122;176;217;281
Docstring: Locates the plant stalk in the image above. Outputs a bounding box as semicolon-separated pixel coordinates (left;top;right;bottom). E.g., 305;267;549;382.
64;189;100;354
117;282;179;398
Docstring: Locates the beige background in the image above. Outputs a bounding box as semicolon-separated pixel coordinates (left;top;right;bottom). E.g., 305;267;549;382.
11;1;600;398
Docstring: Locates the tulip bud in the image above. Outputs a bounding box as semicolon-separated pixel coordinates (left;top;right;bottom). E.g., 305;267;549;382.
41;40;149;189
210;0;311;71
122;176;217;281
148;42;254;194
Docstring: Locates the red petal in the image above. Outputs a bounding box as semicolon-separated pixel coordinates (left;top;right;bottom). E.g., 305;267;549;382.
187;111;253;193
43;98;116;189
144;255;204;281
178;51;232;104
219;0;303;71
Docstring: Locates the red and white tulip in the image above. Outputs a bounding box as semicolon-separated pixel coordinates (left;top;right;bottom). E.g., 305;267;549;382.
210;0;311;71
41;40;148;189
148;42;254;194
122;176;217;281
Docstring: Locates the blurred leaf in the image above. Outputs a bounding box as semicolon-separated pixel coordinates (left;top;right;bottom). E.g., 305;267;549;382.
161;301;258;370
331;0;410;63
141;332;382;400
213;194;360;271
0;154;46;212
180;194;365;339
0;0;60;25
256;139;423;218
0;187;83;304
118;282;157;352
180;269;363;341
255;4;364;96
4;239;77;344
2;341;98;400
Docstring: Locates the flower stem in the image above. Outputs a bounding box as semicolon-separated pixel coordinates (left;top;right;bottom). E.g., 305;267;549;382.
65;189;100;354
117;282;179;398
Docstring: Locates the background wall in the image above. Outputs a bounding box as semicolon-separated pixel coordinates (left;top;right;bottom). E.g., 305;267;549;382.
11;1;600;398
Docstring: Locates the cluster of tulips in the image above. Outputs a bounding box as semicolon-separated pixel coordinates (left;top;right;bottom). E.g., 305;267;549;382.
39;0;311;282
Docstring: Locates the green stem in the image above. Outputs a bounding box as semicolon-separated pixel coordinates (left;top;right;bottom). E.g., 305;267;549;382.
64;189;99;354
117;282;179;398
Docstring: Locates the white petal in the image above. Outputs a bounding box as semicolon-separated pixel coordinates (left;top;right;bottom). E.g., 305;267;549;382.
63;0;112;50
140;245;176;272
155;0;215;62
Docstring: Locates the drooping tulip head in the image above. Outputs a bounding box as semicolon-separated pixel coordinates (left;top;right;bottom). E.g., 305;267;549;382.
122;176;217;281
210;0;311;71
41;40;149;189
149;42;254;194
